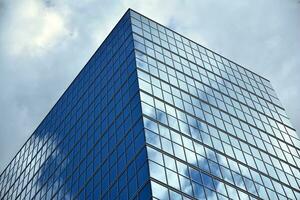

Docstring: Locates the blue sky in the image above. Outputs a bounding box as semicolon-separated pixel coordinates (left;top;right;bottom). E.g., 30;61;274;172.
0;0;299;172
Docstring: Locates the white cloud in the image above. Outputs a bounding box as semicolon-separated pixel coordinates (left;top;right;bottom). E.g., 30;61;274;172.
2;0;69;56
0;0;299;183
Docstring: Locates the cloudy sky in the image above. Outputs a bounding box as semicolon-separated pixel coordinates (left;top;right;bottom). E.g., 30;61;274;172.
0;0;299;172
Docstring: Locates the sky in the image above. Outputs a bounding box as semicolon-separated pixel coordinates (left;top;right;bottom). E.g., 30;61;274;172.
0;0;299;173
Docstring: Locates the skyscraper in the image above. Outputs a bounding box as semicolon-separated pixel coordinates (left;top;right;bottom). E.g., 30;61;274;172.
1;8;299;200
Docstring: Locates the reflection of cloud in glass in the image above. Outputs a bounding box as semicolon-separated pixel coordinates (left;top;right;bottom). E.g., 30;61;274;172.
34;133;71;199
150;181;169;200
149;161;167;184
147;147;163;165
140;89;296;199
191;170;206;198
4;132;72;200
192;181;205;200
179;175;193;197
157;109;168;125
166;169;180;190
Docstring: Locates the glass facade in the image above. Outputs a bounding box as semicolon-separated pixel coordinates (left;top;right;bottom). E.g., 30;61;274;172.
0;10;150;200
130;9;300;200
1;9;299;200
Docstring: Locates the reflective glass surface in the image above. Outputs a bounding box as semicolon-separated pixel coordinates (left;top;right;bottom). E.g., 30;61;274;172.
130;9;300;200
0;10;150;200
1;9;299;200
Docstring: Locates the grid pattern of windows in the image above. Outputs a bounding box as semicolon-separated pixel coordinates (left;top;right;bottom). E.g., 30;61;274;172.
129;9;300;200
0;10;151;200
1;8;299;200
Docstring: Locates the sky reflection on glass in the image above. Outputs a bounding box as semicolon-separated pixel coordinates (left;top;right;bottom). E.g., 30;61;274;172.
134;8;300;200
